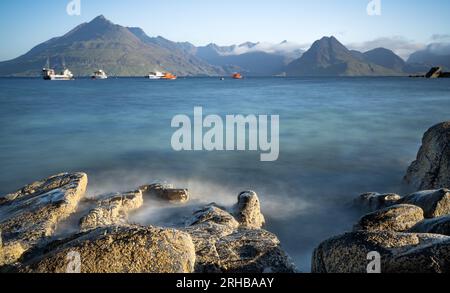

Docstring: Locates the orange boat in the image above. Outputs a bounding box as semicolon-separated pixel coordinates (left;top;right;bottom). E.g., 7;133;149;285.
232;73;243;79
162;72;177;80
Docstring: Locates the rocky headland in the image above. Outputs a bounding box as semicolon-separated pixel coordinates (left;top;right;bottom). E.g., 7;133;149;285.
0;174;296;273
313;121;450;273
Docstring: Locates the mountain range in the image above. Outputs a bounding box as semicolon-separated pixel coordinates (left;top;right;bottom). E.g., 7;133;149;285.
0;15;448;77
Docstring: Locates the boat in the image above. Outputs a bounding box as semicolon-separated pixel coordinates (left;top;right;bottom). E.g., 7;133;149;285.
147;71;177;80
92;69;108;79
42;68;74;80
147;71;165;79
162;72;177;80
232;73;243;79
42;57;74;80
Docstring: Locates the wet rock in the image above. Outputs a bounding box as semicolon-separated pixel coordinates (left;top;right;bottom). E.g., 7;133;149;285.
0;173;87;266
183;204;240;272
234;191;265;229
354;204;424;232
398;189;450;218
183;194;295;273
15;225;196;273
140;183;189;203
312;230;448;273
409;215;450;236
385;238;450;273
79;190;143;231
214;229;296;273
404;121;450;190
355;192;401;212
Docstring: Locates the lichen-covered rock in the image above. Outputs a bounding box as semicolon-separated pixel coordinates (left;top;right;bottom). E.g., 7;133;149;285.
354;204;424;232
409;215;450;236
385;238;450;273
183;204;240;272
312;230;448;273
355;192;401;212
398;189;450;218
215;229;296;273
182;195;295;273
79;190;143;231
0;173;88;266
404;121;450;190
234;191;265;229
15;225;196;273
140;183;189;203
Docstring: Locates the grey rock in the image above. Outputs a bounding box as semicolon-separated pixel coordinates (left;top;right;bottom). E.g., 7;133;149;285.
398;189;450;218
79;190;143;231
385;238;450;273
355;192;401;212
312;230;448;273
0;173;88;266
409;215;450;236
354;204;424;232
15;225;196;273
140;183;189;203
234;191;265;229
182;193;295;273
404;121;450;190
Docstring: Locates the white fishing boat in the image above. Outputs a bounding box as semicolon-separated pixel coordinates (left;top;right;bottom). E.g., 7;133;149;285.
92;69;108;79
147;71;165;79
42;58;74;80
42;68;74;80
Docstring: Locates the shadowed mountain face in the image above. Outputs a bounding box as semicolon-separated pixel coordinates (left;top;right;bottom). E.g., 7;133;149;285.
407;44;450;71
362;48;406;72
286;37;402;76
0;16;222;77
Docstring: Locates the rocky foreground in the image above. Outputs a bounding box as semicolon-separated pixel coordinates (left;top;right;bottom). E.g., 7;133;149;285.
312;122;450;273
0;175;296;273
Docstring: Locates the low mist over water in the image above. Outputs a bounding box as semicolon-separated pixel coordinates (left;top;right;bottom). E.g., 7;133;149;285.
1;77;450;271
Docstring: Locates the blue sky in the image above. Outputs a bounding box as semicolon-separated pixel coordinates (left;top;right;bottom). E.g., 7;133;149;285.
0;0;449;60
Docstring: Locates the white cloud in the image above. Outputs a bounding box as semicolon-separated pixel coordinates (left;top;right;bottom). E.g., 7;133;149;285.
222;41;308;57
347;36;426;60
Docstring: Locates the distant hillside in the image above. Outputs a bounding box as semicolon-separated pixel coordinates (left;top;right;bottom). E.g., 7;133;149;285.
194;42;304;76
0;15;222;77
286;37;403;76
361;48;406;72
407;43;450;71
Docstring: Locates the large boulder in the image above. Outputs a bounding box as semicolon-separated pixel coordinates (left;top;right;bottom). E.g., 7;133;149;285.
0;173;87;266
355;192;401;212
385;238;450;273
14;226;196;273
312;230;448;273
404;122;450;190
182;192;296;273
409;215;450;236
233;191;265;229
354;204;424;232
398;189;450;218
139;183;189;203
79;190;143;231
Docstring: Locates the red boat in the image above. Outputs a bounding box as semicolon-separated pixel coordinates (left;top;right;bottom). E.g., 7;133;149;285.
232;73;243;79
